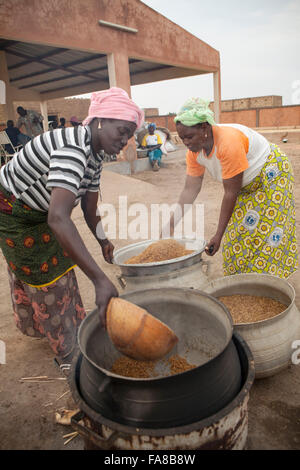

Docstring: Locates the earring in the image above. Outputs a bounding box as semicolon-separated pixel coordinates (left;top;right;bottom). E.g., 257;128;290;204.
98;121;102;129
205;133;207;138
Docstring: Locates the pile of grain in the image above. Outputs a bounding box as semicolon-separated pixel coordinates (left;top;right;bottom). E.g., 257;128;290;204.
111;356;156;378
124;239;194;264
168;354;196;375
218;294;286;324
111;354;196;378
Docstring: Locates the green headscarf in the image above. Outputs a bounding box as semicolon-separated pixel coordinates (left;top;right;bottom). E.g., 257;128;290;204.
174;97;215;127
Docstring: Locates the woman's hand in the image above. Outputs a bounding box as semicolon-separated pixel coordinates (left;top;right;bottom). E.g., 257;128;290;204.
100;239;115;264
94;276;119;328
205;234;222;256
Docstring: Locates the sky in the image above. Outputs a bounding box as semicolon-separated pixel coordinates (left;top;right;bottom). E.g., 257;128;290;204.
131;0;300;114
76;0;300;115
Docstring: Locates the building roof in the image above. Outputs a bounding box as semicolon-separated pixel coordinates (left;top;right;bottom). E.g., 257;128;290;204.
0;0;220;101
0;39;178;96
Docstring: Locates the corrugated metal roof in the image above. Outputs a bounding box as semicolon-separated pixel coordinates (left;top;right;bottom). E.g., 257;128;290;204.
0;38;174;96
9;62;51;81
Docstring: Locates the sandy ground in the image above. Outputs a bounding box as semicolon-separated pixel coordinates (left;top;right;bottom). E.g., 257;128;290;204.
0;142;300;450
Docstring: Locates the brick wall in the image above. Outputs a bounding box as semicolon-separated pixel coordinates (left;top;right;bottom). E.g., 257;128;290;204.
1;96;299;132
147;104;300;131
146;115;174;130
209;95;283;112
250;95;282;108
220;109;257;127
143;108;159;117
259;105;300;128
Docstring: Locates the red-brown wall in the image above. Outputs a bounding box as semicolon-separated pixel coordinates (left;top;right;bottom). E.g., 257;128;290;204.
3;102;298;132
259;106;300;127
147;105;300;131
220;110;257;127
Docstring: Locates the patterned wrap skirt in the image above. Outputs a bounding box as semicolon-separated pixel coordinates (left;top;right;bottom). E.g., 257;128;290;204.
223;144;298;278
0;183;86;358
0;183;76;287
7;267;86;358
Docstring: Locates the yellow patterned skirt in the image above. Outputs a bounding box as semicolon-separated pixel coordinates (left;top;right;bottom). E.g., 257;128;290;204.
223;144;298;279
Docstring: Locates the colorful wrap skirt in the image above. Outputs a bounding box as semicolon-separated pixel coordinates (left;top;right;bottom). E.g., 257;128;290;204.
223;144;298;278
7;267;86;358
0;184;86;358
0;183;76;287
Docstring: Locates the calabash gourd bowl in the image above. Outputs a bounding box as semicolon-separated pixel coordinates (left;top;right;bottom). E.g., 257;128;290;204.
106;297;179;361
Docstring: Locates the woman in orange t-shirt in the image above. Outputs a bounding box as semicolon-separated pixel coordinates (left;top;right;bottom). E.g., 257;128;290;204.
165;98;297;279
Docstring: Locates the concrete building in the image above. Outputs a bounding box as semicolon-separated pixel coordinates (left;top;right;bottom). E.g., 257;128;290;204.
0;0;221;161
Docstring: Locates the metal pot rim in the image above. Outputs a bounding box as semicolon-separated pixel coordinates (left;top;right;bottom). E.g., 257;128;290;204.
78;287;235;382
112;238;206;268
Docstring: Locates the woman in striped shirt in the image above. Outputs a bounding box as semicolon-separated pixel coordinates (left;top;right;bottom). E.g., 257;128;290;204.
0;87;144;371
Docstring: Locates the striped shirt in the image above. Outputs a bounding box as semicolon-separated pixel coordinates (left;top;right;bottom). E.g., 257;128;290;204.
0;125;103;212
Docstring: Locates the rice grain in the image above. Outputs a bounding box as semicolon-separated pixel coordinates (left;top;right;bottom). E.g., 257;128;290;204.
218;294;286;323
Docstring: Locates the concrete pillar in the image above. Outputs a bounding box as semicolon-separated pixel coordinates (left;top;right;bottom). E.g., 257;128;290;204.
107;52;137;170
40;100;48;131
213;70;221;124
0;51;15;121
0;80;6;105
107;52;131;96
256;109;260;128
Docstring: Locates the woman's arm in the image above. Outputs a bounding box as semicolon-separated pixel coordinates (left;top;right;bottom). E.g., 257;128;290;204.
48;187;118;326
162;174;203;236
81;191;114;263
205;172;243;255
147;144;162;150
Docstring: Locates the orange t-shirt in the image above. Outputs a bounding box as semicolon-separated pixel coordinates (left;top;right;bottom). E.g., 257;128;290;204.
185;124;270;186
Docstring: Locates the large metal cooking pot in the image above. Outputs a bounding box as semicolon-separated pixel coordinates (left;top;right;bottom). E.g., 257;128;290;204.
70;333;255;450
77;288;242;428
113;238;210;292
203;273;300;378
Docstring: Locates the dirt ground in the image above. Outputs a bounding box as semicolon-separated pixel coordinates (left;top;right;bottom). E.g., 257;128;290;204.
0;141;300;450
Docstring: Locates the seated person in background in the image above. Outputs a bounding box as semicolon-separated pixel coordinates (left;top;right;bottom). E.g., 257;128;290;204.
58;117;66;128
50;120;58;130
141;123;163;171
4;120;20;154
4;120;30;154
70;116;81;127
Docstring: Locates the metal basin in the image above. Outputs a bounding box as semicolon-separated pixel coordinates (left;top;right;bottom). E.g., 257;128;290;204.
203;273;300;378
112;238;206;277
113;239;210;293
77;288;242;428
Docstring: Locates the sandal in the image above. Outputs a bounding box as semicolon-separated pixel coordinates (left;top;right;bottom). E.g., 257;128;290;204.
53;357;71;377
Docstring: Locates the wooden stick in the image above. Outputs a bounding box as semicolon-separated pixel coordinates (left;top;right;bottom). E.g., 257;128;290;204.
55;390;70;402
63;431;78;439
64;432;79;445
21;376;49;380
20;377;66;382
